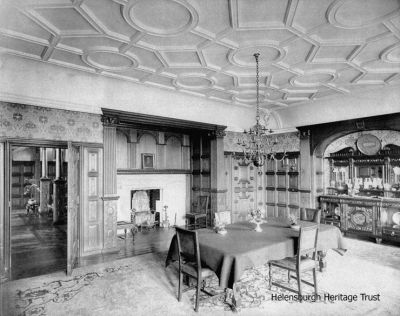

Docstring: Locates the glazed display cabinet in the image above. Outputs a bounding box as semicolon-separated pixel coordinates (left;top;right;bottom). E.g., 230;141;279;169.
320;135;400;243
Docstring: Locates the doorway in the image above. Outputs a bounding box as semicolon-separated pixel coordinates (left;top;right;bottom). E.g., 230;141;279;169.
10;145;68;280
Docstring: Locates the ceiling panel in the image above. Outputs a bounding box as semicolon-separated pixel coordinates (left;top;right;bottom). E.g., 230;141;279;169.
0;0;399;110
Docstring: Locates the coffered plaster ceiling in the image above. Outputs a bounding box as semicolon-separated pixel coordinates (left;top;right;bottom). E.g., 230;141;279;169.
0;0;400;111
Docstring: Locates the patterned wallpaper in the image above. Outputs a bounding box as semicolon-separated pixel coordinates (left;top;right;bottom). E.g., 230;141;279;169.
0;102;103;143
324;130;400;156
224;130;300;153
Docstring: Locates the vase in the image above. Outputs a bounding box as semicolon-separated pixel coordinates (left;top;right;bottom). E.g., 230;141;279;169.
254;221;262;232
290;224;300;231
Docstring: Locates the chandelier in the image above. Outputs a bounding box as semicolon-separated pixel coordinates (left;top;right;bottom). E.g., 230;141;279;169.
236;53;286;167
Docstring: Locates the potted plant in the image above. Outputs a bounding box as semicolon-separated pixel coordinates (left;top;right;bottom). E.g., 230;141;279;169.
248;209;266;232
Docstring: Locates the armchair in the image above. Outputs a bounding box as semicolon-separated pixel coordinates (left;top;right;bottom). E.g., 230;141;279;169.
133;210;156;231
300;208;321;224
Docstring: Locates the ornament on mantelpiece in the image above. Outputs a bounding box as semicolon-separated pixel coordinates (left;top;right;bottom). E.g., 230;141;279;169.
161;205;170;228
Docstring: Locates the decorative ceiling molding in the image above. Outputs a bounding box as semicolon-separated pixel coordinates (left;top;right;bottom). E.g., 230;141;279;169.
0;0;399;111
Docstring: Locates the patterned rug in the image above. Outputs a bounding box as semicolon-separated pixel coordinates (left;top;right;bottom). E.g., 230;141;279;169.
4;239;400;316
191;264;328;312
11;259;325;316
14;266;130;316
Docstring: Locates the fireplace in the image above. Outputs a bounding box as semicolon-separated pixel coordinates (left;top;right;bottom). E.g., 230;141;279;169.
131;189;160;212
117;173;188;226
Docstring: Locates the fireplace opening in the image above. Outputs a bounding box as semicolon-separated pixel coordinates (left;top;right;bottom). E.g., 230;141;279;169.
130;189;161;229
131;189;160;212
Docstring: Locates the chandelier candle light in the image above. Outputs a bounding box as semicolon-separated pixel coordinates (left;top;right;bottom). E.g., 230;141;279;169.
236;53;286;167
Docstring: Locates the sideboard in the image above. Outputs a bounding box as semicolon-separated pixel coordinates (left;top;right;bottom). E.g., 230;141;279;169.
319;195;400;243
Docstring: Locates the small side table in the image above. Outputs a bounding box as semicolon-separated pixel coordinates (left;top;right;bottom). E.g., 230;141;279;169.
117;221;137;239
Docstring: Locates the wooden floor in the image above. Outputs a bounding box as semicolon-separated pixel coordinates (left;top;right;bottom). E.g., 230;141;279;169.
10;210;176;280
11;210;67;280
78;227;176;268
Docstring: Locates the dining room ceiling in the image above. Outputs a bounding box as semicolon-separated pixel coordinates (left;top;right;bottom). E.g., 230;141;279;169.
0;0;400;111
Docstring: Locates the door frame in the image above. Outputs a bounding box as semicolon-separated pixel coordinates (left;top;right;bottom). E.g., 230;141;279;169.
1;139;81;280
67;142;81;275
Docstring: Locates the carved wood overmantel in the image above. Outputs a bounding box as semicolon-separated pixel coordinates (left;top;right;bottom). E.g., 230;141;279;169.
101;108;227;229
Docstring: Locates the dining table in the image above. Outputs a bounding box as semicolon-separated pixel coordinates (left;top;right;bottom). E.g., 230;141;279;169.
165;218;347;309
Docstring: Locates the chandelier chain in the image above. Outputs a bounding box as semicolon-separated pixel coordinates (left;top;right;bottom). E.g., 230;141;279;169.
235;53;287;167
254;52;260;124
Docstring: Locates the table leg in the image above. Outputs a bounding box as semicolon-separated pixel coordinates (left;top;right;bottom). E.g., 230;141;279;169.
318;250;327;272
231;283;241;311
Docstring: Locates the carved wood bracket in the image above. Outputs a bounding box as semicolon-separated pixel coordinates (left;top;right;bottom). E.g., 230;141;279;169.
101;115;120;126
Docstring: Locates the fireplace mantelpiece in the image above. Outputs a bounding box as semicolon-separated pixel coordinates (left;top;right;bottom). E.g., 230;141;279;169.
117;173;189;226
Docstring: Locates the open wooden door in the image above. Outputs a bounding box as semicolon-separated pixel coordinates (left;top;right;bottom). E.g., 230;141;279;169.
67;142;80;275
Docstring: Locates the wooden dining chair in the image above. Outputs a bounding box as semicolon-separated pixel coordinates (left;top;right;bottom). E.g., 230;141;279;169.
185;196;209;230
300;208;321;224
268;224;319;301
175;227;223;312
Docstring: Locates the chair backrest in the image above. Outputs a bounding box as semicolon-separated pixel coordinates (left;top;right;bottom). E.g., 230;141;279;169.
297;224;319;261
195;196;209;214
214;210;231;226
175;227;201;274
300;208;321;224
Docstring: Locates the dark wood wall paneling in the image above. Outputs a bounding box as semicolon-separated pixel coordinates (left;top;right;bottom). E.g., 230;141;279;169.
297;112;400;157
224;152;302;222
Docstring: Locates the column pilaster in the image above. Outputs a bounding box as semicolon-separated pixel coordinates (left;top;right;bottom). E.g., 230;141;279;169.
101;116;120;252
156;132;166;169
299;130;313;208
53;148;65;224
127;129;137;169
40;148;50;214
210;128;227;220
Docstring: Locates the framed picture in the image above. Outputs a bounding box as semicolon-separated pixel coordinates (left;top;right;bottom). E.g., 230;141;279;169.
142;153;155;169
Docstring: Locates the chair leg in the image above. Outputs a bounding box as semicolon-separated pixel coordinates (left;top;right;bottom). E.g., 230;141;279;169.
195;278;201;312
296;270;303;302
268;263;272;290
178;270;183;301
313;268;318;295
